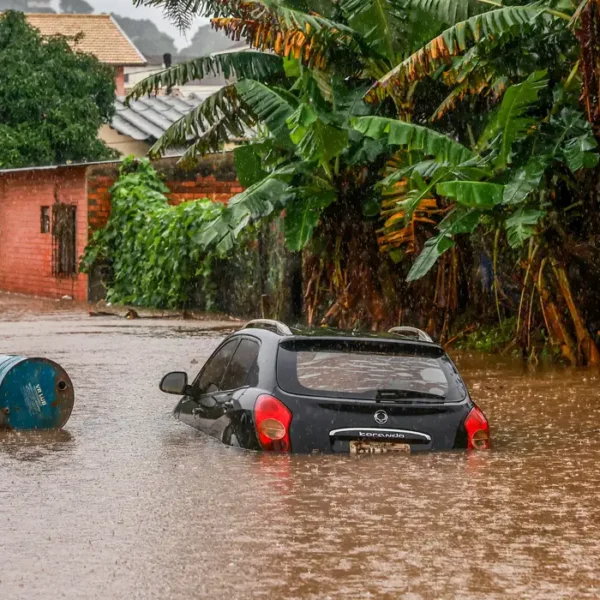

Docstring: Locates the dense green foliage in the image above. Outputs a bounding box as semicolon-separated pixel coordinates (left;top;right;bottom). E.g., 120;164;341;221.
0;11;117;168
81;158;223;309
125;0;600;362
81;157;294;314
131;1;595;274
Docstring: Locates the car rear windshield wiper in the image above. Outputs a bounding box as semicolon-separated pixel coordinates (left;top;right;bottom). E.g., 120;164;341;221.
375;388;446;402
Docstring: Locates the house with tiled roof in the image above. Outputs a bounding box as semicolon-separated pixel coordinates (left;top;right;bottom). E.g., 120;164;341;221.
25;13;146;95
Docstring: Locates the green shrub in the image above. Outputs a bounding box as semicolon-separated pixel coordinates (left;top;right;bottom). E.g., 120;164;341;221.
81;157;223;309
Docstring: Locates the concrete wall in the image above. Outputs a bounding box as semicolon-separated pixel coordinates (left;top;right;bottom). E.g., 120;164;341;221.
98;125;150;158
0;167;89;301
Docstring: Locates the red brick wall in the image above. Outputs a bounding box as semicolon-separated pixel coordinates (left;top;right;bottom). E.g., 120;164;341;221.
0;154;242;303
115;66;125;97
0;167;89;301
87;154;243;231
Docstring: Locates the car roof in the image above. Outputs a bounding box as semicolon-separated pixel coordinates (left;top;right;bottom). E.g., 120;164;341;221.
234;321;442;350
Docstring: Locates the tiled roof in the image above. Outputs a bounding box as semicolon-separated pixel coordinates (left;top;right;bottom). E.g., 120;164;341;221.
111;94;214;142
25;13;146;66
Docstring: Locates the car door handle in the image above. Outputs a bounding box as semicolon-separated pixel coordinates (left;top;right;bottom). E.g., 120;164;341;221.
191;407;202;416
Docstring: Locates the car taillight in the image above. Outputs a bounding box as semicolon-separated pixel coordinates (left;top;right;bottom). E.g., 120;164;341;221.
464;406;491;450
254;394;292;452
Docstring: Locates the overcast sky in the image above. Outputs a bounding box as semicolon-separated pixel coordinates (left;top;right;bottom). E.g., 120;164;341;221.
63;0;209;49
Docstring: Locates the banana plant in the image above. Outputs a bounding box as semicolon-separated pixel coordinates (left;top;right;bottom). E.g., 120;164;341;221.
122;0;600;353
355;70;598;281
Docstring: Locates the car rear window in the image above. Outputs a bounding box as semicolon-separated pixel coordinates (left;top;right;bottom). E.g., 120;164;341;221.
277;339;467;402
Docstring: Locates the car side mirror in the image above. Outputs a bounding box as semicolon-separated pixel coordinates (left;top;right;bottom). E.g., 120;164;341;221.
160;372;190;395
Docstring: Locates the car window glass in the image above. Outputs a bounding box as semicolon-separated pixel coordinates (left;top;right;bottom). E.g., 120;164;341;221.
295;352;449;396
196;339;240;394
220;339;260;391
276;340;466;402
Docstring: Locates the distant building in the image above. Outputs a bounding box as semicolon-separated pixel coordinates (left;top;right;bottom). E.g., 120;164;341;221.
101;94;209;157
25;13;146;95
105;42;252;157
124;54;228;98
124;41;248;96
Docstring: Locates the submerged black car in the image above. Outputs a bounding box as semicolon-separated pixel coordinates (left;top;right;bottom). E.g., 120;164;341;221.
160;320;490;454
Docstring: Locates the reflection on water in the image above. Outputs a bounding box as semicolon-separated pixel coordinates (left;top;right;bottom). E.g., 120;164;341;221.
0;429;74;462
296;351;449;396
1;319;599;600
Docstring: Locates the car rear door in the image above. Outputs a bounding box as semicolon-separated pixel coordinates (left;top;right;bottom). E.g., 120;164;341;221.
277;393;471;453
275;338;472;453
182;337;260;445
177;338;240;432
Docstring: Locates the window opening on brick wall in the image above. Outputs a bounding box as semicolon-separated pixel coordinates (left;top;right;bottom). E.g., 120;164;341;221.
41;206;50;233
52;203;77;277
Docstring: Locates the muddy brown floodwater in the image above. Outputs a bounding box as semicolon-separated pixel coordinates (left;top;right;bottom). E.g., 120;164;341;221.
1;302;599;599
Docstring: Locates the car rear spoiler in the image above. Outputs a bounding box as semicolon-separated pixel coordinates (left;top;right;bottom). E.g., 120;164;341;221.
388;327;433;343
243;320;434;343
243;319;293;336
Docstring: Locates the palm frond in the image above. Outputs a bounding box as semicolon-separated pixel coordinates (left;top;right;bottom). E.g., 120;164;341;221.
133;0;243;29
237;79;297;138
406;233;454;281
192;167;294;254
368;4;551;100
431;45;508;120
353;116;476;164
147;85;252;161
379;179;442;254
431;74;490;121
211;5;359;69
436;180;504;208
127;51;283;101
400;0;488;26
340;0;399;62
478;70;548;169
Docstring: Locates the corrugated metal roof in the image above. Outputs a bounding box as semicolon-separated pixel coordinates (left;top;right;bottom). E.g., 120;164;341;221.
110;93;221;142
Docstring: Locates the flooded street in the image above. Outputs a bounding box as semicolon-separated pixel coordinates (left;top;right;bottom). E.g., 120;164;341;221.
1;298;599;599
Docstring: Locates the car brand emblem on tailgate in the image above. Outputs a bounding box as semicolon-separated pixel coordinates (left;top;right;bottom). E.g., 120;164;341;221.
374;410;389;425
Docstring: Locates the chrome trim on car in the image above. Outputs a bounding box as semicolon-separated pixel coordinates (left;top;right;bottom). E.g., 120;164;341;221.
374;410;389;425
329;428;432;441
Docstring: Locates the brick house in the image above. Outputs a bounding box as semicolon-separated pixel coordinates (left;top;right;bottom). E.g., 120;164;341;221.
0;155;242;302
0;164;90;301
25;13;146;96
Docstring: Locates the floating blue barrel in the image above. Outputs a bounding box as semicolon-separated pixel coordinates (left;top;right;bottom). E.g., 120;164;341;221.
0;356;74;430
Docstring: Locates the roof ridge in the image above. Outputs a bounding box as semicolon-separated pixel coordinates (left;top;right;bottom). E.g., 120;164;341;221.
109;14;146;64
23;13;113;18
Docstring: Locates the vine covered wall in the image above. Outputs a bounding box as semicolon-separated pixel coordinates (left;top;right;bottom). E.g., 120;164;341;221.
87;153;243;232
82;157;299;319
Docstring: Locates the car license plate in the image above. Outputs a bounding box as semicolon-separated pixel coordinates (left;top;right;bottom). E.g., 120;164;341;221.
349;441;411;455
